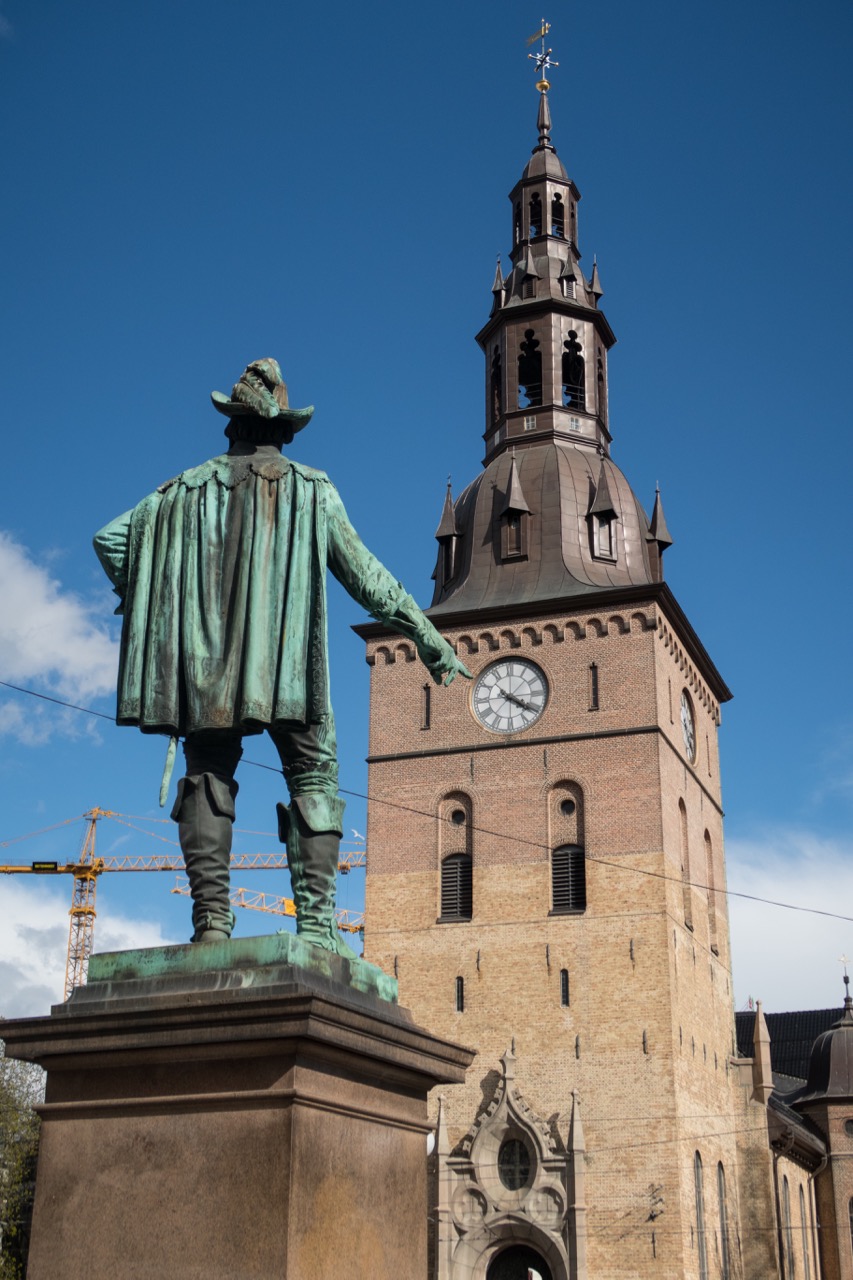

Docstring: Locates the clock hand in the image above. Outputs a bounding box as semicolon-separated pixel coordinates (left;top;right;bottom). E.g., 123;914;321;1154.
500;686;534;712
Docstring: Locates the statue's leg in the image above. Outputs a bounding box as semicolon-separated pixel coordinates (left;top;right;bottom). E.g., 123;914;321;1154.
271;719;358;959
172;732;240;943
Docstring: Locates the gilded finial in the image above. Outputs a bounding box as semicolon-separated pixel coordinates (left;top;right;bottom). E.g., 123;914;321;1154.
526;18;558;92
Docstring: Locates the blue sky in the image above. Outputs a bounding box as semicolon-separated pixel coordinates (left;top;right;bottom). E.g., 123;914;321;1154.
1;0;851;1016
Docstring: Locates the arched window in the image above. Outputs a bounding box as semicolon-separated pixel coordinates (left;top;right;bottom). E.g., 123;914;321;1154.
551;193;565;238
800;1184;811;1280
514;203;521;245
562;331;586;410
560;968;570;1006
491;347;502;425
705;831;719;954
518;330;542;408
529;193;542;238
680;799;693;930
718;1163;731;1280
441;854;473;921
782;1176;795;1279
552;845;586;913
694;1153;708;1280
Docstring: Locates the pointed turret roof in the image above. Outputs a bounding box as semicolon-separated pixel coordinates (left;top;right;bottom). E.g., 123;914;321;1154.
522;89;568;181
434;482;459;540
589;459;617;517
590;258;604;299
499;452;530;516
649;487;673;548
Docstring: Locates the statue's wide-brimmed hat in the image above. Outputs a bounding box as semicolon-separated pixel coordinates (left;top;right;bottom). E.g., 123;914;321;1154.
210;358;313;431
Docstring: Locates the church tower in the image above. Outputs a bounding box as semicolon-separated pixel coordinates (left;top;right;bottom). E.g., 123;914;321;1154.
358;51;779;1280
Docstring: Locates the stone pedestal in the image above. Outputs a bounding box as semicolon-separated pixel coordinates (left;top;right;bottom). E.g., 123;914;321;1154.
2;935;474;1280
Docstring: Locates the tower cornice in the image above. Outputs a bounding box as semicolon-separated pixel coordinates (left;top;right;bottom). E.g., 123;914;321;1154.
354;581;732;705
475;299;617;352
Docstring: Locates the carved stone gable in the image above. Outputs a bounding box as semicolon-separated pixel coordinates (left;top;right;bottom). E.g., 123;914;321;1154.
435;1046;586;1280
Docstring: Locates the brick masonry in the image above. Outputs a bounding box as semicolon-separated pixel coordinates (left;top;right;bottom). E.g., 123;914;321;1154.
362;595;787;1278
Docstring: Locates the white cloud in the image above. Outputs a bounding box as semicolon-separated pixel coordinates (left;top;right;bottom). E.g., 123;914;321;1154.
727;827;853;1013
0;879;177;1018
0;531;118;741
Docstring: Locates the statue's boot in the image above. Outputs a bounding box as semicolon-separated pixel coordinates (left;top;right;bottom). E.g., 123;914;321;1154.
276;794;357;959
171;772;238;943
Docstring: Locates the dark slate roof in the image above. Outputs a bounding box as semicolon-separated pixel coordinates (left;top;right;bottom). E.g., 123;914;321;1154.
793;999;853;1103
735;1008;843;1081
429;441;658;615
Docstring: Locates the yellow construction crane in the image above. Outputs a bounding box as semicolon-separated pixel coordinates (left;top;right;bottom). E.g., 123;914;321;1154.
171;878;365;934
1;807;366;999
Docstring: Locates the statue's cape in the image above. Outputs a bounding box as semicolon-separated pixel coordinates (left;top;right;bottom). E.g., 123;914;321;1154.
94;452;409;737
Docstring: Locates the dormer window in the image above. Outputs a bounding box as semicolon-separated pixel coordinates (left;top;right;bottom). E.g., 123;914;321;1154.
529;193;542;238
594;513;615;559
499;453;531;561
561;277;575;299
588;460;618;562
551;194;565;238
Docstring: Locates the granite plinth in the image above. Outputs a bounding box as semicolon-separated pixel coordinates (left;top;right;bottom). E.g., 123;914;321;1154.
2;936;474;1280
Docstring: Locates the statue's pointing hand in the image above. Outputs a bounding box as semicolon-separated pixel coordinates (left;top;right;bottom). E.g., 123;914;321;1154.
425;638;473;687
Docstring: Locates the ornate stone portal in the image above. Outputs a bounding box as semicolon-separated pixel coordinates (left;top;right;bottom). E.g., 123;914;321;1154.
434;1045;587;1280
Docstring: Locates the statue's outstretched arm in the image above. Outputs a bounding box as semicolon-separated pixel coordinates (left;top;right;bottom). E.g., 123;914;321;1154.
325;488;471;686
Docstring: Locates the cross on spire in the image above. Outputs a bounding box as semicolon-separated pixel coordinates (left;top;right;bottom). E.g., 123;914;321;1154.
526;18;558;92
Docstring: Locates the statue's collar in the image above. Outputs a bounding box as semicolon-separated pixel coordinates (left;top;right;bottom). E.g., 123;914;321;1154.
158;451;291;494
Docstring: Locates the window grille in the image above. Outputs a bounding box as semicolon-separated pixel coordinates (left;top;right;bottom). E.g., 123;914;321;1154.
518;330;543;408
529;193;542;238
441;854;473;921
562;331;586;410
551;845;586;913
551;194;565;238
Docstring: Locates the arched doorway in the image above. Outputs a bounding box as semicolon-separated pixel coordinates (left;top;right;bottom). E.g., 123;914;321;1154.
486;1243;553;1280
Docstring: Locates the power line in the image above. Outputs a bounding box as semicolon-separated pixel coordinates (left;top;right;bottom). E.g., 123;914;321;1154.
2;678;852;925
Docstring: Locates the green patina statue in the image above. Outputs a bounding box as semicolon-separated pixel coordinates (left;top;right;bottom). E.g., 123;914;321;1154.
94;358;470;953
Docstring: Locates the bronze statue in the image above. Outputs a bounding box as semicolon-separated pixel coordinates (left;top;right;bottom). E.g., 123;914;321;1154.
94;359;470;952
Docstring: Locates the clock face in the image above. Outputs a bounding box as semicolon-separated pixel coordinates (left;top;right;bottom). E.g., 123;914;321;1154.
472;660;548;734
680;690;696;762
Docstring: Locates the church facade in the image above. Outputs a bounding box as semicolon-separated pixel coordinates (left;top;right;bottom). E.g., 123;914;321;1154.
358;84;831;1280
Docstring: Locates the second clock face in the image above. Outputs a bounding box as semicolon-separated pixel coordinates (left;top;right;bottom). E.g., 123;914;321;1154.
472;660;548;734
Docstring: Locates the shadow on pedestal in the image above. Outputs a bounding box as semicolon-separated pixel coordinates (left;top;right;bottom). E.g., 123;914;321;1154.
2;934;474;1280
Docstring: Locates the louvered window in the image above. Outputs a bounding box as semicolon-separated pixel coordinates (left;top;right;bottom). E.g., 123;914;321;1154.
441;854;473;921
551;845;586;913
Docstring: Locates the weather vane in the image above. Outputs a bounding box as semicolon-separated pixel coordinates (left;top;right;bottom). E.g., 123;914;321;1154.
526;19;558;92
